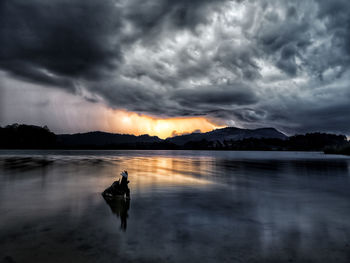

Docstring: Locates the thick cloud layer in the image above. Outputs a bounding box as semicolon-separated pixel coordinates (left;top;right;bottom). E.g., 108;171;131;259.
1;0;350;134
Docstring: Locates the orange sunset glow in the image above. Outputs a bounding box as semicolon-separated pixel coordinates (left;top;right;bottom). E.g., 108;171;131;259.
108;110;222;139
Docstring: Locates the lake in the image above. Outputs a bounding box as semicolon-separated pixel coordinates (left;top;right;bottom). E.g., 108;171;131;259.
1;150;350;263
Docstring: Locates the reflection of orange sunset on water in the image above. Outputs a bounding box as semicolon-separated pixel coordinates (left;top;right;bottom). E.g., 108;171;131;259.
101;156;216;192
108;110;222;139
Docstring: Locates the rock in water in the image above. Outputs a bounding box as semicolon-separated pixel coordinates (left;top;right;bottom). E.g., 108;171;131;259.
102;180;125;198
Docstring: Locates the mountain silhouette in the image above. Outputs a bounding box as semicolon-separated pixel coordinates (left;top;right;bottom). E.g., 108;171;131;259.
0;124;348;153
167;127;287;146
58;131;161;148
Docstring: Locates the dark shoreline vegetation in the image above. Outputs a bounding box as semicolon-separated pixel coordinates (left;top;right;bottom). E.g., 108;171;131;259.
324;145;350;156
0;124;349;155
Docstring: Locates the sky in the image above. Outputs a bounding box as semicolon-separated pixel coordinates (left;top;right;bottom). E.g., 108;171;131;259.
0;0;350;138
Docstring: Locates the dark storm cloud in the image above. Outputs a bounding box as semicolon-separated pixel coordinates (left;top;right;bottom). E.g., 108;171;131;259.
1;0;350;134
123;0;227;32
0;0;122;89
214;41;261;80
0;0;229;87
173;83;257;107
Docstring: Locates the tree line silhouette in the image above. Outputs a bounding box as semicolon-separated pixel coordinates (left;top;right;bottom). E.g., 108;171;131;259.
0;124;348;154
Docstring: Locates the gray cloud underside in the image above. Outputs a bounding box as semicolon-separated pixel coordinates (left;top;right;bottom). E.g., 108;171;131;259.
1;0;350;134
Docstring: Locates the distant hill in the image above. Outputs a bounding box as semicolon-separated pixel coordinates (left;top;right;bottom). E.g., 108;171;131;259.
0;124;348;153
166;127;287;146
57;131;162;148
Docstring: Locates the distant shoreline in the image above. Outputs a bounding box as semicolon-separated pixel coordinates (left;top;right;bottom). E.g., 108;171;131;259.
0;149;348;157
1;124;349;155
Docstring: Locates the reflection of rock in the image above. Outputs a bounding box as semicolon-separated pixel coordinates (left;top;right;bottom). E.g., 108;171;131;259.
103;196;130;231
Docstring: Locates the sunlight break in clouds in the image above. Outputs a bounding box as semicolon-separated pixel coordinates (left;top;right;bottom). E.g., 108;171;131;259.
0;74;219;138
115;111;220;139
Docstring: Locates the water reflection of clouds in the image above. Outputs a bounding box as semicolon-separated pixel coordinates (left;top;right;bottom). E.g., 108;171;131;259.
1;151;350;262
0;154;217;225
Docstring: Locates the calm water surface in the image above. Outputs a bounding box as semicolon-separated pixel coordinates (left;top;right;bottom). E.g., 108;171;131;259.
1;150;350;262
